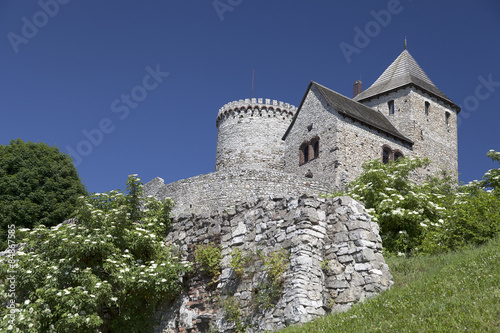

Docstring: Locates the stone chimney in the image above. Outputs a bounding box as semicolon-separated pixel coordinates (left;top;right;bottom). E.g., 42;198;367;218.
353;80;362;98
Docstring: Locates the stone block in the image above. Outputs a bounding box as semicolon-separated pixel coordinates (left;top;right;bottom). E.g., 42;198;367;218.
354;263;372;271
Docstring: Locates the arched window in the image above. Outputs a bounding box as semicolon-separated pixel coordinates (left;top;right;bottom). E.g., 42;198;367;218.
445;112;450;126
388;100;395;115
394;151;404;161
382;146;392;164
313;140;320;159
382;146;404;164
299;137;320;166
299;143;309;165
425;101;430;116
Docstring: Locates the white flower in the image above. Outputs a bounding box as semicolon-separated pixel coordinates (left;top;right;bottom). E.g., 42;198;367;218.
46;275;52;279
111;297;118;302
26;270;32;274
24;300;30;305
96;282;102;288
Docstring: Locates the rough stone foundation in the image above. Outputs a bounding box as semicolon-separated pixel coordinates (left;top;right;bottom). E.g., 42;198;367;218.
154;194;392;332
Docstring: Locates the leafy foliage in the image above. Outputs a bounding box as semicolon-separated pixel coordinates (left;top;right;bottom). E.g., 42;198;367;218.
0;175;192;332
220;296;246;333
481;149;500;194
0;139;87;249
194;243;222;280
254;248;289;311
326;152;500;255
229;248;253;279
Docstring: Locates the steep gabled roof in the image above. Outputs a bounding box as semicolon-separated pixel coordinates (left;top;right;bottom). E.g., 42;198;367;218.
283;81;413;145
354;50;460;112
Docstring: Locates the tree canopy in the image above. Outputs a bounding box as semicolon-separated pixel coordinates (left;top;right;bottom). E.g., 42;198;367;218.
0;139;87;249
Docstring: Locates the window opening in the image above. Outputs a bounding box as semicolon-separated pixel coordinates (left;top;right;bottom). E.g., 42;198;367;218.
382;147;392;164
388;100;395;115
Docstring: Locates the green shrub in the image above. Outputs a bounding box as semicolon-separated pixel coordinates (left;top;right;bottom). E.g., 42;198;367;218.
229;248;253;279
0;174;191;332
220;296;246;332
194;243;222;279
254;248;289;311
327;151;500;256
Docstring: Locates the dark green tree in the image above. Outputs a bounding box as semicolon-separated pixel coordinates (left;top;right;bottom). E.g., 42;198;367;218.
0;139;87;249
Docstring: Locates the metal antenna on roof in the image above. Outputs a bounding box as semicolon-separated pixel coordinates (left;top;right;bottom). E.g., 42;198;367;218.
404;37;407;50
251;69;255;99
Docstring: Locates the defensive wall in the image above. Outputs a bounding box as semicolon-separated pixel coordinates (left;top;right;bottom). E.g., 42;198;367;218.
154;195;393;332
144;168;335;216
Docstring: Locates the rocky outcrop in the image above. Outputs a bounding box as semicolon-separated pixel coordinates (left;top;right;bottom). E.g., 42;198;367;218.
154;194;392;332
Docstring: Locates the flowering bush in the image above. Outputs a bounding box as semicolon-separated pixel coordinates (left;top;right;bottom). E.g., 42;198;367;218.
327;151;500;256
0;175;192;332
481;150;500;195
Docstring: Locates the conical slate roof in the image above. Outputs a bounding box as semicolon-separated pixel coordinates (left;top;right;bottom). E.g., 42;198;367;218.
354;50;459;111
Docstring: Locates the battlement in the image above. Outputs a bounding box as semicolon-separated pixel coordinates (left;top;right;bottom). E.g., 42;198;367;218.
215;97;296;172
216;98;296;127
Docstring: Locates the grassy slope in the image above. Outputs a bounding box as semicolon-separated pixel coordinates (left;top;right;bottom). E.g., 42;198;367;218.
280;238;500;332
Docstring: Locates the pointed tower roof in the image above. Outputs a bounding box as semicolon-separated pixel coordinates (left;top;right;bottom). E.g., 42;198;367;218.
354;49;460;112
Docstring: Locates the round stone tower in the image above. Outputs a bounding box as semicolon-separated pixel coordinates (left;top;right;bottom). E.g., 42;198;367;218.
215;98;296;172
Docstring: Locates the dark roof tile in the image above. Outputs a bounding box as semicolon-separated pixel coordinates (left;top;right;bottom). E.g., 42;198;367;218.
283;81;413;146
354;50;460;112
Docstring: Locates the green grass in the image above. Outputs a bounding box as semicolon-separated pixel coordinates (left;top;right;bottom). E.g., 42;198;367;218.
280;238;500;332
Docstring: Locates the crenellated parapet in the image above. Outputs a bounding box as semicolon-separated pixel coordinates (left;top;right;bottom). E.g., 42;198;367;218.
216;98;296;127
215;98;297;172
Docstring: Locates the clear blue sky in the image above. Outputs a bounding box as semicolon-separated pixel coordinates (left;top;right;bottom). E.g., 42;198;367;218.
1;1;499;193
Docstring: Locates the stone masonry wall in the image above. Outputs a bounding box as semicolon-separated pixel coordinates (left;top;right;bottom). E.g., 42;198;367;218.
284;86;411;190
215;99;296;172
144;169;334;216
361;87;459;179
154;194;393;333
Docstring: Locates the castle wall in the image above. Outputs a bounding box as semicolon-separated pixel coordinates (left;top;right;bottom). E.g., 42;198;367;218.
144;169;334;216
154;195;393;333
361;87;459;178
215;99;296;172
283;88;341;186
284;87;412;190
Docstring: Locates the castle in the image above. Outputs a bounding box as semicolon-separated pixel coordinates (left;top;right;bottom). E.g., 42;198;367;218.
146;47;459;215
148;47;460;332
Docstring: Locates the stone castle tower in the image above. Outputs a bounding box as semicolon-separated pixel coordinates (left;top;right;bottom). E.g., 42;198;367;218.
215;99;296;172
354;48;459;178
